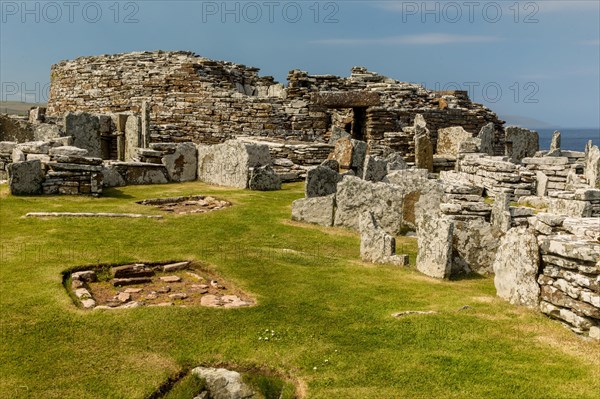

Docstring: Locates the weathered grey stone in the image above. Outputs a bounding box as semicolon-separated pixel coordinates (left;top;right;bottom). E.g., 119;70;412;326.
493;227;540;308
191;367;255;399
0;141;17;154
101;164;127;187
351;139;367;177
197;140;272;189
385;152;408;172
11;148;25;162
28;107;46;123
549;131;561;155
414;115;433;172
291;194;335;227
305;165;342;198
540;301;594;331
416;216;454;279
458;137;481;154
125;115;141;162
334;176;406;234
329;137;353;169
548;198;592;217
452;218;500;275
16;141;50;154
505;126;539;163
328;126;350;144
359;212;408;266
584;143;600;188
320;159;339;172
362;155;388;182
490;192;511;232
33;124;62;141
64;112;101;158
161;142;197;182
437;126;472;156
141;101;151;148
26;154;50;163
49;146;89;157
538;235;599;263
8;160;44;195
110;162;168;185
477;123;495;156
248;165;281;191
536;171;549;197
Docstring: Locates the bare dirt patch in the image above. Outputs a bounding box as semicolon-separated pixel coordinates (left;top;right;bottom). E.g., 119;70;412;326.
136;195;231;215
66;261;254;310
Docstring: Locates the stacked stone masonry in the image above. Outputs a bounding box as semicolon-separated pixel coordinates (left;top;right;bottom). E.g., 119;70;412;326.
47;51;504;161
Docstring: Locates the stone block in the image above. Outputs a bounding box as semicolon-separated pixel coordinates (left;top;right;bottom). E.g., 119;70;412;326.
493;226;540;308
64;112;101;158
305;165;342;198
291;194;335;227
437;126;472;156
161;142;197;182
8;160;44;195
416;216;454;279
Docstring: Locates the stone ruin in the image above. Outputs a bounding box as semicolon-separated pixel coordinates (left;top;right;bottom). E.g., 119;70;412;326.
67;260;253;310
291;115;600;340
2;50;599;340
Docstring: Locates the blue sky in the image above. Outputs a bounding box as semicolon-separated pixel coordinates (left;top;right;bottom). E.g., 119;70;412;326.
1;0;599;127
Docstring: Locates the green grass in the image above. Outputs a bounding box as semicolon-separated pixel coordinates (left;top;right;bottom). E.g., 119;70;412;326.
1;182;599;399
162;374;205;399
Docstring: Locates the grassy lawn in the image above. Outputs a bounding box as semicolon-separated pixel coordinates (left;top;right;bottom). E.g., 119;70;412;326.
0;181;598;399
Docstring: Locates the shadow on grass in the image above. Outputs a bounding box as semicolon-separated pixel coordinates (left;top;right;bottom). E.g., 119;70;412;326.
449;272;488;282
102;188;135;199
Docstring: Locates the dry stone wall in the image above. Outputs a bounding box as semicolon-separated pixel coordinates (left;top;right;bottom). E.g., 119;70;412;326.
47;51;505;162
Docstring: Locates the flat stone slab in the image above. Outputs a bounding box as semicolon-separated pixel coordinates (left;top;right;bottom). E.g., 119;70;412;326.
25;212;162;219
312;91;380;107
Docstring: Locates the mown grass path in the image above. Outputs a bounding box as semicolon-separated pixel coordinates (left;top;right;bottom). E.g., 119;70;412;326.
1;182;598;398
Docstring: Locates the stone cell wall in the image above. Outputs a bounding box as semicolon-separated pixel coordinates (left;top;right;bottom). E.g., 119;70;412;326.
47;51;505;161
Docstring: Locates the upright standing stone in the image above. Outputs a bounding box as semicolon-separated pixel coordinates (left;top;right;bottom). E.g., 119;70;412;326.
505;126;539;163
548;131;561;156
416;216;454;279
362;155;388;182
413;114;433;172
141;101;151;148
584;142;600;188
8;160;44;195
477;123;495;156
492;226;540;308
125;115;142;162
491;191;512;232
536;171;549;197
351;139;367;177
359;212;408;266
64;112;101;158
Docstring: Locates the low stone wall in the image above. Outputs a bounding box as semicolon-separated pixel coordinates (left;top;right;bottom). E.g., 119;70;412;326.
534;215;599;338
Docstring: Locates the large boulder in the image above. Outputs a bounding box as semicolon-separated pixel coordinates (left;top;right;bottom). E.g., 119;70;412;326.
191;367;255;399
248;165;281;191
291;194;335;227
416;215;454;279
8;160;44;195
334;176;406;235
197;140;272;189
359;212;408;266
305;165;342;198
492;226;540;307
64;112;101;158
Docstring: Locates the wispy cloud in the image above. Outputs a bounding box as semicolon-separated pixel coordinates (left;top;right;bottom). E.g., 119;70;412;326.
580;39;600;46
312;33;500;46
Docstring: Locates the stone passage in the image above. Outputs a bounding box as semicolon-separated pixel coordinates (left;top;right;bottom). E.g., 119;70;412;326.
67;261;254;310
136;195;231;215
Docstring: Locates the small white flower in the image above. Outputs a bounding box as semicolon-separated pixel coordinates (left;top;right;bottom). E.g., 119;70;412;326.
313;366;317;371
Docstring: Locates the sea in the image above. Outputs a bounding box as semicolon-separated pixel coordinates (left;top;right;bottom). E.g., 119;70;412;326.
536;128;599;152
